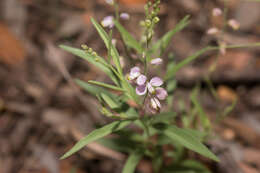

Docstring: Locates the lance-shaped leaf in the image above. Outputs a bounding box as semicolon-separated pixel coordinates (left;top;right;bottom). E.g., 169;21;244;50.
114;20;143;54
91;18;138;103
165;42;260;81
76;79;118;100
101;93;120;110
165;46;211;80
91;18;123;76
149;15;190;58
191;87;211;130
88;80;125;92
60;45;119;85
122;150;143;173
154;124;219;162
61;120;132;159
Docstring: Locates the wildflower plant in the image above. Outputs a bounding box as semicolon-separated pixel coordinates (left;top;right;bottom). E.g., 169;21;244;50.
60;0;260;172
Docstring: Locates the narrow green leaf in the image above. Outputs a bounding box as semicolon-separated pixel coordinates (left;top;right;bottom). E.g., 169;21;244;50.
165;42;260;81
88;80;125;92
91;18;123;75
163;159;211;173
101;93;120;109
76;79;117;100
191;87;211;130
150;112;177;124
60;45;119;85
121;79;140;105
183;129;207;142
150;15;190;58
122;150;143;173
114;21;143;53
61;120;132;159
165;46;211;80
157;125;219;162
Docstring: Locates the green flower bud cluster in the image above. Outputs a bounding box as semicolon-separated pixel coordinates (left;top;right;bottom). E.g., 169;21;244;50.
81;44;98;57
140;0;161;43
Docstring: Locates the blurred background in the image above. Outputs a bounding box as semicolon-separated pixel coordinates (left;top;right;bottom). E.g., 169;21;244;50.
0;0;260;173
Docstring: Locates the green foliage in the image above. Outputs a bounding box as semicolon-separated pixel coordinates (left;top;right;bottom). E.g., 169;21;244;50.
60;45;120;85
163;160;211;173
150;15;190;58
190;86;212;131
91;18;123;76
165;47;211;80
61;120;132;159
114;20;143;53
88;80;125;92
154;124;219;162
122;150;143;173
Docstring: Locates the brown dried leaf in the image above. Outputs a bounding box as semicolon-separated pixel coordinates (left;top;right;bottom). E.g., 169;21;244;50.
217;85;237;102
0;23;26;65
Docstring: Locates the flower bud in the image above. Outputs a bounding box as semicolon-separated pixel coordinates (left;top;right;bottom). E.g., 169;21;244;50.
81;44;88;50
212;8;222;16
150;97;161;111
145;19;152;27
120;13;130;20
153;17;160;23
228;19;240;30
207;27;219;35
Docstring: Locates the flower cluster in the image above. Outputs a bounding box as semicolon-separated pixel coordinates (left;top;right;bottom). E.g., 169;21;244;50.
207;7;240;36
101;1;130;28
128;66;168;113
207;7;240;55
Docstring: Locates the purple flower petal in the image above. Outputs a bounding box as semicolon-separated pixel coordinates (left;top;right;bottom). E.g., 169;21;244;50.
101;16;114;28
156;87;168;100
136;85;147;95
212;8;222;16
150;97;161;110
120;13;130;20
129;66;140;79
147;82;155;94
151;58;163;65
150;77;163;87
130;66;140;74
137;75;147;86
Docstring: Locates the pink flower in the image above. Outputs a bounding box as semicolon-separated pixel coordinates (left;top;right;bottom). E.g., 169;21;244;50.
120;13;130;20
155;87;168;100
136;74;147;85
150;97;161;111
101;16;114;28
136;76;167;100
212;8;222;16
228;19;240;30
151;58;163;65
207;27;219;35
128;66;141;80
105;0;114;5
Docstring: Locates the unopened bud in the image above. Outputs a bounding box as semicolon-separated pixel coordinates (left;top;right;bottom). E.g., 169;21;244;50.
91;52;97;56
153;17;160;23
81;44;88;50
88;48;93;53
145;19;152;27
228;19;240;30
